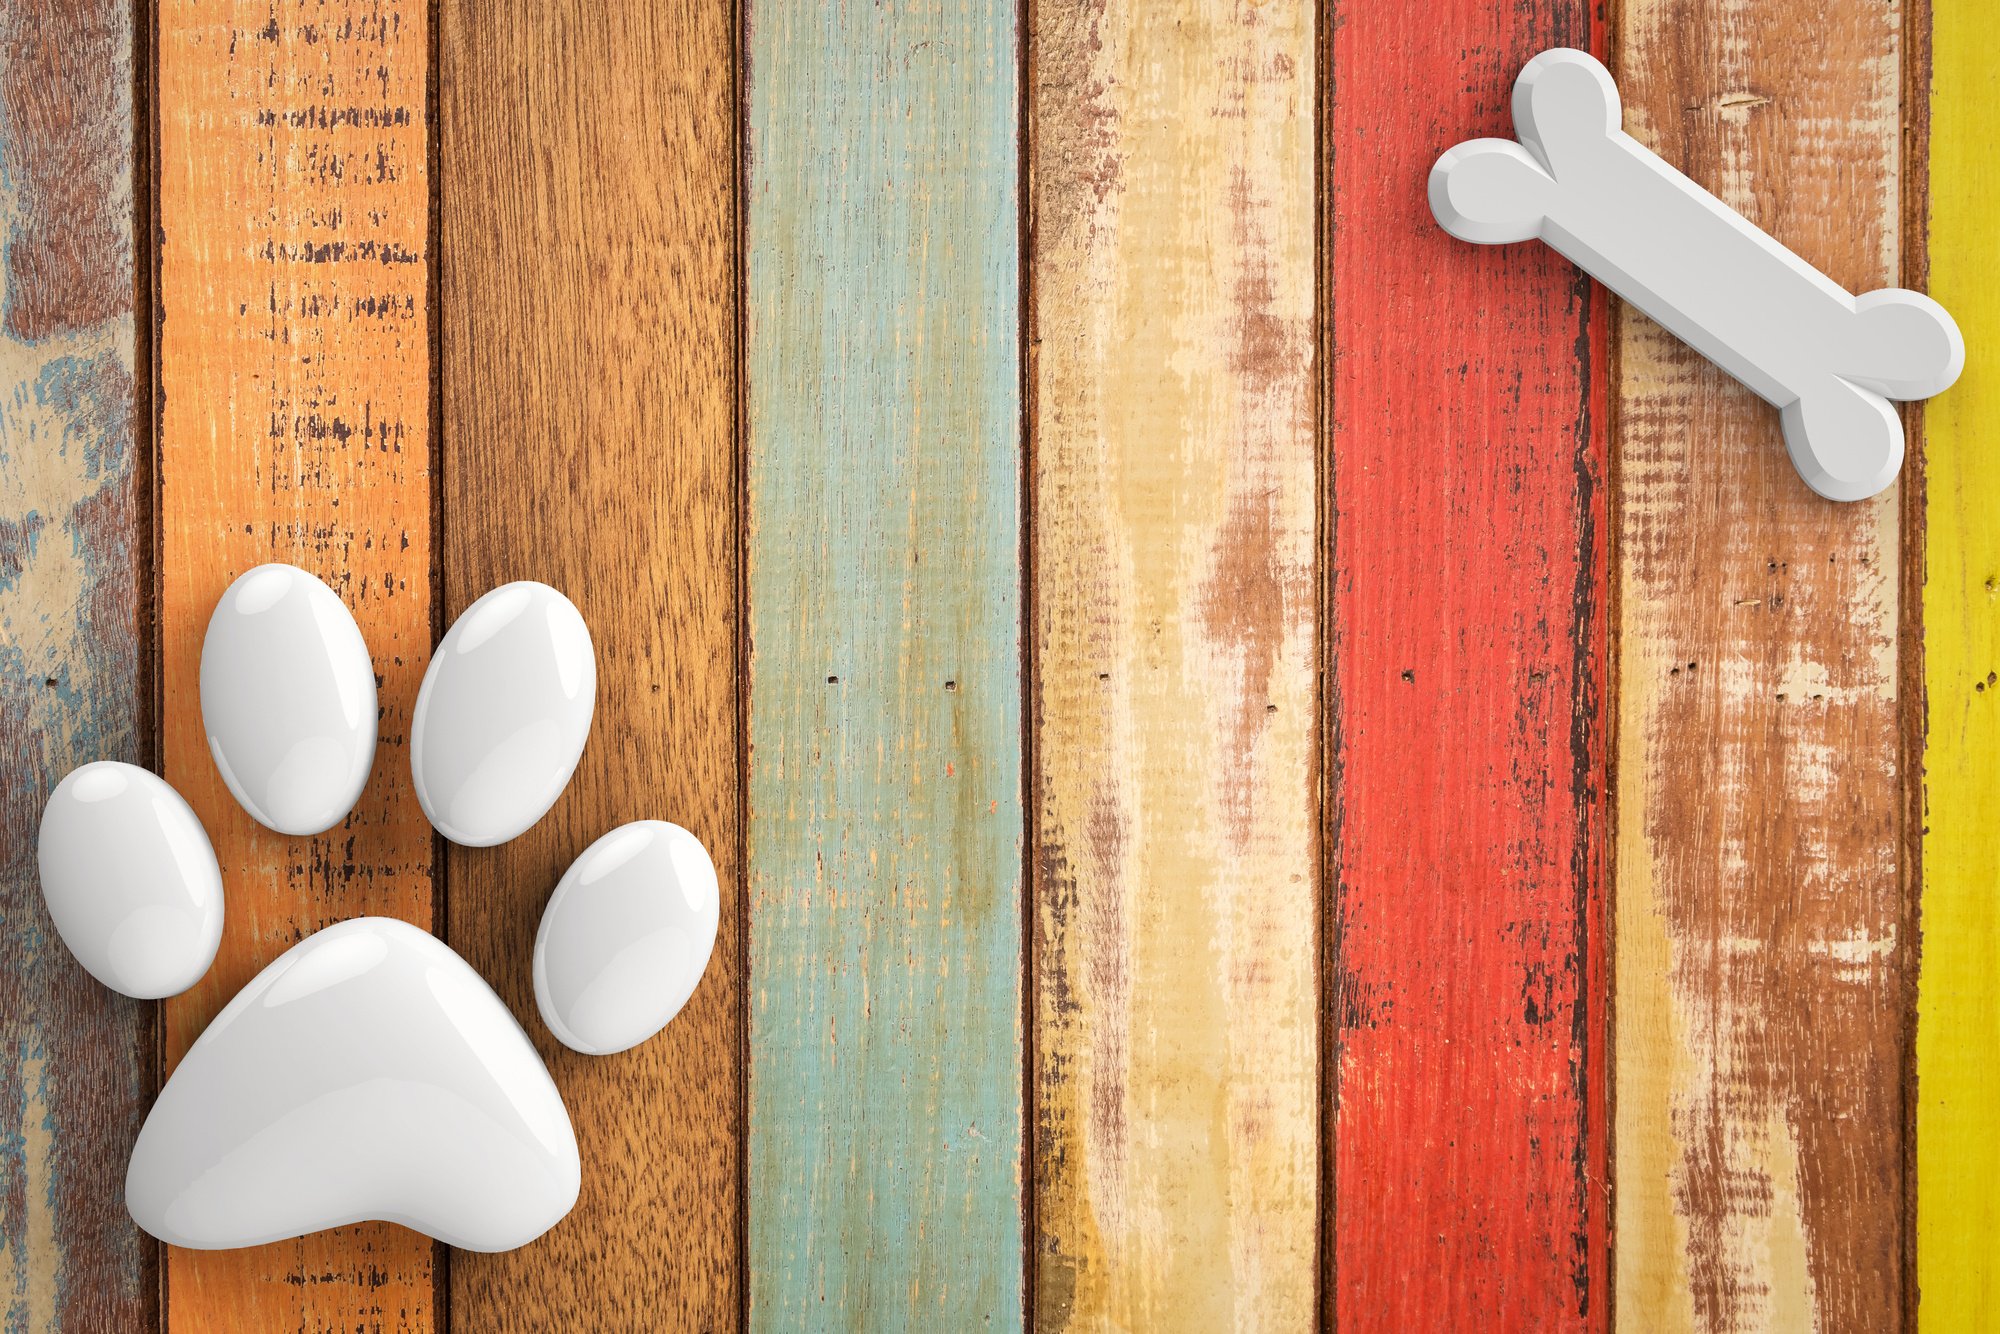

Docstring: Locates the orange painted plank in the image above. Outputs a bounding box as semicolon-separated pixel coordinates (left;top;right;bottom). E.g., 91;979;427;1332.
1030;2;1319;1327
157;0;436;1326
1611;2;1909;1328
0;0;156;1326
438;0;741;1326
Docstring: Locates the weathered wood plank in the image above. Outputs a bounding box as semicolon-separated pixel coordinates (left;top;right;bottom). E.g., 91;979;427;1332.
157;1;436;1326
745;0;1024;1326
1918;0;1998;1324
0;0;154;1327
1612;2;1908;1328
1029;2;1317;1327
438;0;741;1327
1325;4;1608;1328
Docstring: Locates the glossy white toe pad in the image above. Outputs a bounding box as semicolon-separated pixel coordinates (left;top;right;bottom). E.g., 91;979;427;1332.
38;762;224;1000
534;821;720;1056
200;564;378;836
1429;48;1964;502
127;917;580;1253
412;582;596;848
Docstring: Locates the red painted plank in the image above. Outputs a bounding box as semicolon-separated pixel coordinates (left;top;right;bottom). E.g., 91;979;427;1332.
1326;5;1607;1329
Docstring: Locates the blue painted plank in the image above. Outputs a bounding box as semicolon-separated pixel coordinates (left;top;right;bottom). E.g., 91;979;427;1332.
0;0;154;1327
745;0;1024;1326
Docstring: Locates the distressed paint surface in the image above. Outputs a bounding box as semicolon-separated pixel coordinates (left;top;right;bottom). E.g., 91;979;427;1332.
745;0;1024;1326
1612;2;1908;1329
1919;0;1999;1324
438;0;742;1326
0;1;153;1328
1029;2;1317;1328
157;1;436;1326
1327;4;1608;1328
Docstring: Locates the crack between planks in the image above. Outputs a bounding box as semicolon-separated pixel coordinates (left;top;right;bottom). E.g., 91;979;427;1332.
1895;0;1933;1326
140;0;166;1317
732;0;752;1324
424;0;450;1321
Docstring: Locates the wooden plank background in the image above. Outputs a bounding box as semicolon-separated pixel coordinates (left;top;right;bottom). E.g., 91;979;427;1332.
1919;0;1998;1325
0;0;153;1327
9;0;1999;1329
1325;3;1609;1328
1612;2;1910;1329
156;0;438;1328
1029;2;1318;1329
744;0;1025;1327
438;0;741;1327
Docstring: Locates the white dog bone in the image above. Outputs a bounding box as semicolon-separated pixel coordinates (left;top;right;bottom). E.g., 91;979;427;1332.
1430;48;1964;502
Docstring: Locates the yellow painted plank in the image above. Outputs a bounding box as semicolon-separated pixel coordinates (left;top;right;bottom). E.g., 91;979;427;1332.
1918;0;2000;1324
1030;3;1318;1328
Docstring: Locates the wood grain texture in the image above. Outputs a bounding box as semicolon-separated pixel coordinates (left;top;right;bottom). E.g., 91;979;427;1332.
438;0;740;1328
157;1;435;1326
1612;2;1908;1328
745;0;1023;1326
0;0;154;1327
1325;5;1607;1329
1029;3;1317;1328
1918;0;1998;1323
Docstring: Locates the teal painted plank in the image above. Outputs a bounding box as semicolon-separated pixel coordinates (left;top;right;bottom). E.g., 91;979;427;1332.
0;0;156;1328
745;0;1024;1326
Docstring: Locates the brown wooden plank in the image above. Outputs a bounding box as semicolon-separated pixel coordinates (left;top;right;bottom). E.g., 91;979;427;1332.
157;0;437;1326
1612;1;1909;1327
438;0;740;1326
0;0;156;1326
1029;1;1319;1327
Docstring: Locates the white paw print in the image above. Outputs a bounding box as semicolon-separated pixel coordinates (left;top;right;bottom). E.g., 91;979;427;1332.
36;563;719;1253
